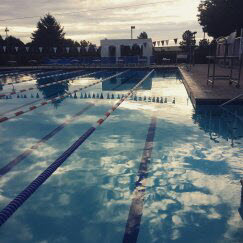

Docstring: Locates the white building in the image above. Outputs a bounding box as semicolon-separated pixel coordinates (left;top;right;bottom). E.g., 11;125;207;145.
100;38;153;64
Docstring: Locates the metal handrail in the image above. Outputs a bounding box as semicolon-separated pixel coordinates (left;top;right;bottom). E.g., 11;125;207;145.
220;93;243;106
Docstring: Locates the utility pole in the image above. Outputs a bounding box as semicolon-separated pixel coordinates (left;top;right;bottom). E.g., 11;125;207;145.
5;27;9;38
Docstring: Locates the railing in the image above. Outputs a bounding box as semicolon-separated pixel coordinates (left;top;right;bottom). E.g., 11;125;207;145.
220;93;243;106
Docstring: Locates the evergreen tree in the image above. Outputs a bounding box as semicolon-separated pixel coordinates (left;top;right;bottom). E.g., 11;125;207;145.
137;32;148;39
31;14;65;48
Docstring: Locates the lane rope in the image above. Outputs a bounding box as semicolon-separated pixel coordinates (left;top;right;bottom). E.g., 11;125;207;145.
0;85;77;117
0;74;133;176
0;70;86;98
0;69;154;227
0;103;94;176
0;70;128;124
0;70;41;78
1;70;62;86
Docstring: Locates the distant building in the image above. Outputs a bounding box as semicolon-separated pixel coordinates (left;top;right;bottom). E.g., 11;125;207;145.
100;38;153;64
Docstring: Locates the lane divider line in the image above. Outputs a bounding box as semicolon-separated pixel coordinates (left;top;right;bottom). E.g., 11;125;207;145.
123;115;157;243
0;70;128;124
1;70;63;86
0;85;73;117
0;70;86;98
0;103;94;177
0;99;44;117
0;70;41;78
0;69;154;227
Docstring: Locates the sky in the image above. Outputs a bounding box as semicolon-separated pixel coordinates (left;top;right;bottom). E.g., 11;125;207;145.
0;0;205;45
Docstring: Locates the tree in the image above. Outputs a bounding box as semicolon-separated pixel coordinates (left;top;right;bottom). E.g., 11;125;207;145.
4;36;25;47
31;14;65;48
80;40;94;47
198;39;210;50
0;35;4;45
198;0;243;38
180;30;197;51
63;39;80;47
137;32;148;39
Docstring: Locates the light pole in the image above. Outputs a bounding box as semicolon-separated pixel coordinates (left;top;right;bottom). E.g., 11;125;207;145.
5;27;9;38
131;26;135;39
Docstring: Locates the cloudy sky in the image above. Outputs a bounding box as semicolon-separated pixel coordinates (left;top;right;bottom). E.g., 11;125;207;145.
0;0;205;45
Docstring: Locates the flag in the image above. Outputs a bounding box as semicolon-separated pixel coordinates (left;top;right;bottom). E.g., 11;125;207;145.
39;47;43;53
85;46;89;52
26;47;30;52
66;47;70;53
161;40;164;46
157;41;160;46
77;47;81;53
53;47;57;53
174;38;178;44
3;46;6;52
15;47;19;52
153;41;156;47
166;40;169;45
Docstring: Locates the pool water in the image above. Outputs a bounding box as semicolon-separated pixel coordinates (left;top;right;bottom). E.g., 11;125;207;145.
0;69;243;243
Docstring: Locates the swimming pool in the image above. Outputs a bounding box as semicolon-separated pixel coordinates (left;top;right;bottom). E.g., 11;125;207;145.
0;69;242;242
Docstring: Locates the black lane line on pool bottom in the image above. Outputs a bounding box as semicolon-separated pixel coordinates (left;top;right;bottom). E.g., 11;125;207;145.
123;116;157;243
0;103;94;177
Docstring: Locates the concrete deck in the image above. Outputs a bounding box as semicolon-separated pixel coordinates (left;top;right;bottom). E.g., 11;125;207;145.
179;64;243;108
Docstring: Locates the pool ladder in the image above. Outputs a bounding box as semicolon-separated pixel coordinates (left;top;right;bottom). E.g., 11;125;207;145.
220;93;243;106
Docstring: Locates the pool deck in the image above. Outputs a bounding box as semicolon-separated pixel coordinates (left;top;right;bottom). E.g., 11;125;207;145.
179;64;243;108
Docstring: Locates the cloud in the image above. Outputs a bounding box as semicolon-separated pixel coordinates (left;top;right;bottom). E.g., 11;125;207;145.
0;0;204;44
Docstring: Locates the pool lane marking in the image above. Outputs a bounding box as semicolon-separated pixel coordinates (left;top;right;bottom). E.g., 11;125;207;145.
0;70;41;78
0;98;43;117
1;70;63;86
0;70;128;124
0;103;94;177
2;70;80;89
0;70;85;98
0;69;154;227
123;116;157;243
0;73;133;121
0;85;72;117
